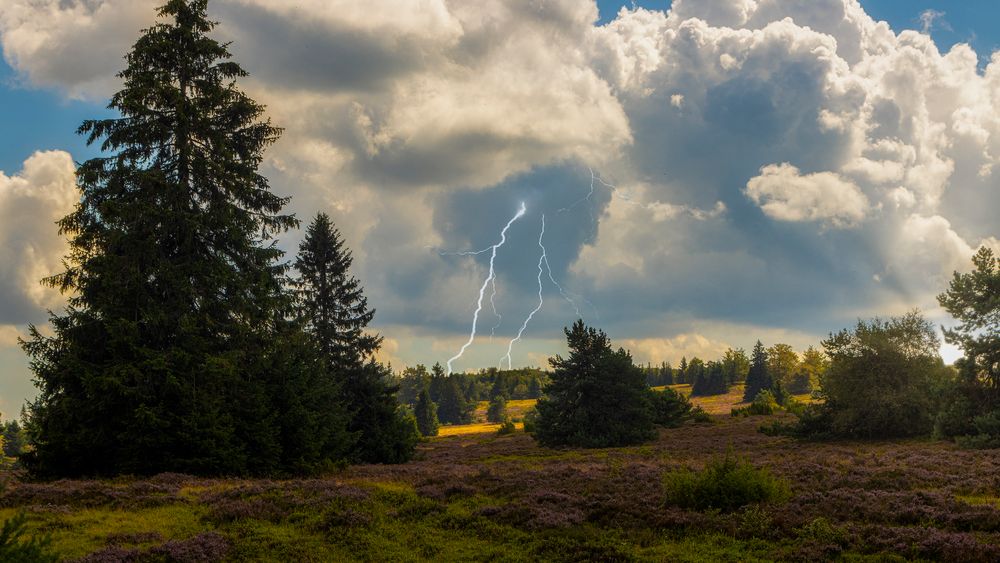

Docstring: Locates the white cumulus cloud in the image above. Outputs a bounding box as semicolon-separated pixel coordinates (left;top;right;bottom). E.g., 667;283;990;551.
0;151;77;325
745;163;870;227
0;0;998;370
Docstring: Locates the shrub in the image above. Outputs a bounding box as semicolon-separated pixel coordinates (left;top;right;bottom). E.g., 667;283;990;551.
497;417;516;435
648;388;692;428
955;410;1000;449
758;403;835;439
933;379;983;440
732;390;779;417
689;406;712;423
662;452;790;512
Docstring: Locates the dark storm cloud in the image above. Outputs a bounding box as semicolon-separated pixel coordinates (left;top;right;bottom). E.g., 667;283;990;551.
360;164;610;335
217;3;429;94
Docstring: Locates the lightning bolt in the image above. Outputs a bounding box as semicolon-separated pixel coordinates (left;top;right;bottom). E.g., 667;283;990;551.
447;202;527;374
489;275;502;339
542;248;582;318
501;214;548;369
558;167;638;216
436;165;726;372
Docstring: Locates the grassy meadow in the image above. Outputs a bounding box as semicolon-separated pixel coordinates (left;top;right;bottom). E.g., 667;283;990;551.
4;388;1000;561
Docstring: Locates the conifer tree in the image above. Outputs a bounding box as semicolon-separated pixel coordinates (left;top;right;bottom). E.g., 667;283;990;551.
294;213;417;463
743;341;773;402
677;357;689;384
487;395;508;423
935;246;1000;441
428;362;447;403
660;362;675;385
692;361;729;396
20;0;310;476
414;387;439;437
294;213;379;368
938;246;1000;397
534;320;655;448
687;358;706;393
436;376;473;425
528;376;543;398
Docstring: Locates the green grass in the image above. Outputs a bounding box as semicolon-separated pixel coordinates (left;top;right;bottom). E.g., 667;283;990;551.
0;504;207;560
0;477;806;561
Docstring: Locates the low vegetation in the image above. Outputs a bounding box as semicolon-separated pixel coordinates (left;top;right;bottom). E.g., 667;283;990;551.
662;451;791;512
4;416;1000;561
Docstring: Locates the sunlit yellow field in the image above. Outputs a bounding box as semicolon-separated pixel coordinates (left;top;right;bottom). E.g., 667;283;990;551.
438;422;525;437
442;384;816;435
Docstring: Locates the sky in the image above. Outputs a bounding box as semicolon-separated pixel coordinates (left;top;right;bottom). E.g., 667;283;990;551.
1;0;999;416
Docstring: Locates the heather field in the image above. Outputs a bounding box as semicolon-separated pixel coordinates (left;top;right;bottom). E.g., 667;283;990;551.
4;413;1000;562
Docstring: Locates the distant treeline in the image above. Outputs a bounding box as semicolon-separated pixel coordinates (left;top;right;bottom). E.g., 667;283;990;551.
636;343;826;399
392;365;548;425
390;339;830;432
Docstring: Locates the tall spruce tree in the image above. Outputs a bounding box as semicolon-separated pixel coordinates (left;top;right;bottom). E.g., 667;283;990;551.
294;213;379;368
743;341;773;402
414;387;439;437
294;213;417;463
19;0;315;477
534;320;655;448
428;362;447;403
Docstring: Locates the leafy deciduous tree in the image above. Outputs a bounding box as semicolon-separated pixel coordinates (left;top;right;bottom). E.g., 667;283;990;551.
812;312;948;439
766;344;799;390
722;348;750;385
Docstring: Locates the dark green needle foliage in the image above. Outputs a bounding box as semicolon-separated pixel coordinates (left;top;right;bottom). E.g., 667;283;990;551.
19;0;346;476
486;394;508;423
294;213;380;369
294;213;418;463
935;246;1000;445
692;360;729;396
0;512;57;563
534;320;656;448
743;341;773;403
647;387;692;428
414;387;439;437
436;375;474;425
